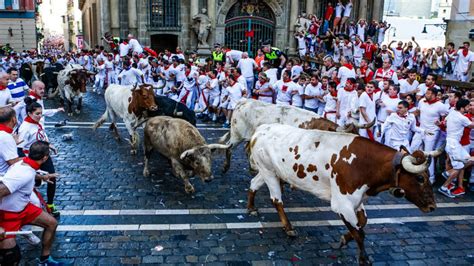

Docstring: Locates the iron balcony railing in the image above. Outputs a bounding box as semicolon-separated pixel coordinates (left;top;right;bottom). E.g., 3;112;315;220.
148;0;181;31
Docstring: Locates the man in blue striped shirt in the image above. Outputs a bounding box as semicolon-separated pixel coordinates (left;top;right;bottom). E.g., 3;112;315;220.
6;68;29;103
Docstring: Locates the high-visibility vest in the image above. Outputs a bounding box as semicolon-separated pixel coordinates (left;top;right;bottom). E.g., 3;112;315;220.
264;48;281;60
212;51;224;62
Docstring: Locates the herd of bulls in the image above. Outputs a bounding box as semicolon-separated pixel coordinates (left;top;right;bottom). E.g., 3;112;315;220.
85;85;440;264
31;68;441;264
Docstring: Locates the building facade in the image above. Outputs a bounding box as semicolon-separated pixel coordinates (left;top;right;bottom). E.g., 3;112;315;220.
446;0;474;47
79;0;384;55
0;0;37;50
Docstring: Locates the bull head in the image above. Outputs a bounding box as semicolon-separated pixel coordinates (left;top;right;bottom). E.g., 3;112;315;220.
128;84;158;117
180;144;230;183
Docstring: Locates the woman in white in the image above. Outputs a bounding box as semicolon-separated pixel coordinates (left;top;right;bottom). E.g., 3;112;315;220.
333;0;344;33
254;73;273;104
340;0;352;33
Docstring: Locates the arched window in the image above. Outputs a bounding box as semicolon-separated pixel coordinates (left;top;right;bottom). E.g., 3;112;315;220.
149;0;180;30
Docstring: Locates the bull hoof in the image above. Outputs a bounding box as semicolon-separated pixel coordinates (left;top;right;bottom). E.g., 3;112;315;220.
285;229;298;237
143;169;150;177
185;186;195;194
247;208;259;216
359;256;372;266
223;164;230;173
338;235;348;249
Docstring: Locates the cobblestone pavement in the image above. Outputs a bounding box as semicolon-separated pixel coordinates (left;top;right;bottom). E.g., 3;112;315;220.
17;91;474;265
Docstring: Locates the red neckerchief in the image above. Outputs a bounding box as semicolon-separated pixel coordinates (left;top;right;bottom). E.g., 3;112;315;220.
343;63;353;70
367;92;374;100
425;98;439;105
344;86;354;92
397;112;407;118
23;157;40;170
426;83;435;89
389;94;398;99
408;103;415;110
29;91;42;100
283;78;291;83
330;91;337;97
163;65;170;70
396;47;403;50
373;88;381;94
0;124;13;133
25;116;43;130
321;84;327;90
0;85;6;91
462;48;469;57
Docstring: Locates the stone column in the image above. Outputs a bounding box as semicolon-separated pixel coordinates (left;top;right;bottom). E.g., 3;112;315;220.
372;0;383;21
359;0;368;20
207;0;216;46
288;0;299;54
100;0;110;38
128;0;137;32
110;0;119;36
306;0;314;16
190;0;199;17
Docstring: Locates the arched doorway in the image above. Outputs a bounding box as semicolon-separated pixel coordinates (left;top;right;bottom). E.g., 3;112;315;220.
150;34;178;53
224;1;275;57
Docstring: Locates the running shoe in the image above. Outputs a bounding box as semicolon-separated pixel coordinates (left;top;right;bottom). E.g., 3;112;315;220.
452;187;466;196
438;186;455;198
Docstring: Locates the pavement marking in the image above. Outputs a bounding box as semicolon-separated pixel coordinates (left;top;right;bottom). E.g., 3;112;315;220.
46;121;214;127
31;214;474;232
45;125;229;131
58;202;474;216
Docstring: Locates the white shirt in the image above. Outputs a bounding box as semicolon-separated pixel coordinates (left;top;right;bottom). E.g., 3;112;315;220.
237;58;257;78
377;93;400;123
291;65;304;79
226;50;243;63
383;113;421;141
323;94;337;113
392;48;404;67
290;83;304;107
18;120;49;152
337;88;358;114
343;3;352;17
118;68;144;86
337;66;356;88
0;89;12;107
0;130;17;176
416;84;440;97
304;83;322;109
0;160;36;212
128;38;143;54
274;80;296;105
264;69;278;86
418;99;449;133
446;110;471;142
399;79;419;95
454;49;474;73
226;82;243;104
358;92;376;124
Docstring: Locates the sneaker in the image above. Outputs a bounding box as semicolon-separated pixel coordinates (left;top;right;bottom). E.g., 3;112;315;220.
38;256;64;266
438;186;455;198
447;183;455;191
223;122;230;128
452;187;466;196
47;204;60;218
21;231;41;245
442;171;449;179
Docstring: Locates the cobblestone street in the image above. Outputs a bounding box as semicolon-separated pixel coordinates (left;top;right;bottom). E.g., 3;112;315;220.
13;92;474;265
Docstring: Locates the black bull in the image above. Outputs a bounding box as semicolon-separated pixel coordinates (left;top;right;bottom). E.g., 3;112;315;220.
148;95;196;126
40;63;64;96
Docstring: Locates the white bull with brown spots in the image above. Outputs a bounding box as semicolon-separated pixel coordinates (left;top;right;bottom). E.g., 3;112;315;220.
248;124;442;265
143;116;229;193
218;99;373;172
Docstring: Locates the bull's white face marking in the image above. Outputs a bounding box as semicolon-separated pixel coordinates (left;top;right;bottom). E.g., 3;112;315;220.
342;153;357;164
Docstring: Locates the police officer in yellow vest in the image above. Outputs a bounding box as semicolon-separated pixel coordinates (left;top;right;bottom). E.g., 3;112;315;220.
262;41;287;79
212;43;225;66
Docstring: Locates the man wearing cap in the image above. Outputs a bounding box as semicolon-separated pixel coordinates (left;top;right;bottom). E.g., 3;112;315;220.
262;41;287;80
212;44;225;66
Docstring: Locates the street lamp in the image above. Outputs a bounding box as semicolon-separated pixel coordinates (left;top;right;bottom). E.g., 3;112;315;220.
421;23;447;34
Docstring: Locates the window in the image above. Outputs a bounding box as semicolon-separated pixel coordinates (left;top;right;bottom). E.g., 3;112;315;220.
149;0;180;30
443;9;446;14
299;0;306;15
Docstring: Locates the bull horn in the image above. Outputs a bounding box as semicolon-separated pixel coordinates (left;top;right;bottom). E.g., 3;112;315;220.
180;148;196;160
336;123;355;133
401;155;429;174
53;72;59;75
423;143;445;158
87;71;95;75
206;144;231;150
131;83;138;91
352;119;376;129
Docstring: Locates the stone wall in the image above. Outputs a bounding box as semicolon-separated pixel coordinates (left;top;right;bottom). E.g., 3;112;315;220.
0;18;36;50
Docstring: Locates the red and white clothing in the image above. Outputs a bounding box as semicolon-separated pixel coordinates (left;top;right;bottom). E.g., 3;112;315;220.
353;41;366;67
0;85;12;107
18;117;49;154
337;64;356;88
337;87;358;126
454;49;474;82
303;82;322;110
399;79;419;96
391;47;404;68
416;83;440;98
374;68;399;86
274;80;297;106
359;66;374;84
382;112;422;152
255;80;273;104
445;110;472;169
225;82;244;110
377;93;400;124
323;93;337;123
290;83;304;108
358;92;377;139
0;125;17;176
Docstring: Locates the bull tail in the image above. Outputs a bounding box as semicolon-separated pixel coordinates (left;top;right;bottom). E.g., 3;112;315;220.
93;111;108;130
218;132;230;144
